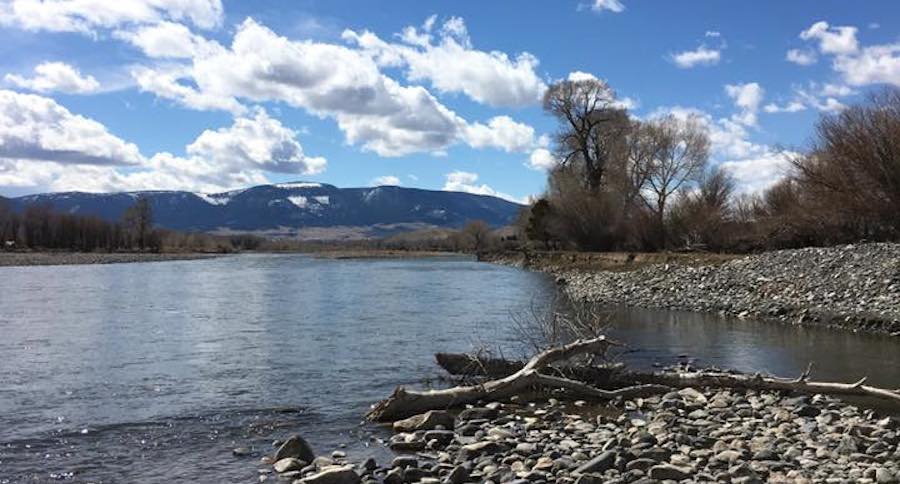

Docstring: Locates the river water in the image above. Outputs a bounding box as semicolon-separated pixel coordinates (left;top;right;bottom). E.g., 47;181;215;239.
1;254;898;482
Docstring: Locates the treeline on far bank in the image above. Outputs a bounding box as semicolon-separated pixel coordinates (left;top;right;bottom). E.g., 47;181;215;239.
507;82;900;254
0;198;264;253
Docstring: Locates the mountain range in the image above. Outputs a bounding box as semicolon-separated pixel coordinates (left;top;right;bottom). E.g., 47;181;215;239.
3;183;523;239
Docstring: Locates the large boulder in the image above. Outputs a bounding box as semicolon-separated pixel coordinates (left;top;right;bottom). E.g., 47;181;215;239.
299;465;361;484
392;410;454;432
274;435;316;463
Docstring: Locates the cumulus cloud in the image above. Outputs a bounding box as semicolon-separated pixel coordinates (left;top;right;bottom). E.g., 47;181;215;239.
528;148;557;170
443;170;519;202
832;44;900;87
114;21;221;59
671;46;721;68
0;0;224;34
591;0;625;13
186;108;326;175
719;151;796;194
725;82;764;126
794;21;899;88
763;101;806;114
4;61;100;94
800;21;859;55
371;175;401;186
786;48;817;66
0;89;142;166
130;18;548;160
464;116;539;153
343;16;546;107
0;90;324;192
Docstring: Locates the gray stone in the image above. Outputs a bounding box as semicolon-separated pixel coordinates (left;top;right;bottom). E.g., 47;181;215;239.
391;456;418;469
573;451;616;474
274;457;306;473
457;441;508;461
444;465;469;484
393;411;455;433
298;466;361;484
274;435;316;463
649;464;692;481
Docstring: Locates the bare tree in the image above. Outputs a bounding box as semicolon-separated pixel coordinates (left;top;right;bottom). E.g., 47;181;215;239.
543;78;631;191
792;87;900;239
123;197;153;251
638;115;710;248
462;220;492;256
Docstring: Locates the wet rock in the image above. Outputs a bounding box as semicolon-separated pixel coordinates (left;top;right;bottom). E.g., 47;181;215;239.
393;411;455;433
274;435;316;463
274;457;306;473
298;465;361;484
233;447;253;457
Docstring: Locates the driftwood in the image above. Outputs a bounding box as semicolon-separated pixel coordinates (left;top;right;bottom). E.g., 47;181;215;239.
369;335;900;423
435;352;523;377
369;336;667;421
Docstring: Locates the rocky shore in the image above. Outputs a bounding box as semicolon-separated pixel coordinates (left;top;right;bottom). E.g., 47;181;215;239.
518;243;900;335
262;387;900;484
0;252;219;267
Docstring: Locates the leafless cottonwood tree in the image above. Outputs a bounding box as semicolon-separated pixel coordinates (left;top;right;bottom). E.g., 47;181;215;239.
638;115;710;248
123;196;153;251
543;78;630;191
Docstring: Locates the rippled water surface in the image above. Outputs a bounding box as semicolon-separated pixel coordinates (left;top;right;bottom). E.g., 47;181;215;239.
2;254;899;483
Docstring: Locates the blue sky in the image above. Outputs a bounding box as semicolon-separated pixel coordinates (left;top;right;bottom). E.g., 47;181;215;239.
0;0;898;199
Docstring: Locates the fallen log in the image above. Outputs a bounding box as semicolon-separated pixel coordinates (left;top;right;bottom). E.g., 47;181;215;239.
369;336;900;422
434;352;523;377
627;368;900;405
369;336;670;421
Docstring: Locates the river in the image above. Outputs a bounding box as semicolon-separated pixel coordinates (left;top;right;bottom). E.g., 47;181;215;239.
1;254;898;482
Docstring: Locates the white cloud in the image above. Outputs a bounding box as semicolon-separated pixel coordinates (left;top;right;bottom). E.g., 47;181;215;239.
763;101;806;114
114;21;221;59
0;91;323;193
464;116;538;153
719;151;796;194
371;175;401;186
705;31;721;38
725;82;764;126
832;44;900;87
567;71;598;82
344;16;546;107
800;21;859;55
671;46;721;68
786;48;817;66
0;0;224;34
131;64;244;114
443;170;520;203
4;61;99;94
591;0;624;13
186;108;326;175
528;148;557;170
820;83;854;97
0;89;142;166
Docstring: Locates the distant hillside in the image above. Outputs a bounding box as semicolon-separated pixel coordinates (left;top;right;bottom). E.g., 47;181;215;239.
6;182;522;239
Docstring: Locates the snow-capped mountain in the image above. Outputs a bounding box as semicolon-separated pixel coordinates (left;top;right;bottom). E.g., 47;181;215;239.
5;182;522;236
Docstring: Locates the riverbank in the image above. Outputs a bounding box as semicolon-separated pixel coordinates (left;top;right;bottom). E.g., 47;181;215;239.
264;387;900;484
310;249;465;260
487;243;900;336
0;252;220;267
